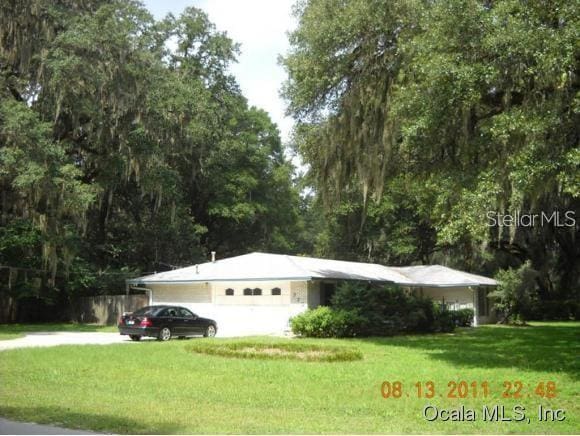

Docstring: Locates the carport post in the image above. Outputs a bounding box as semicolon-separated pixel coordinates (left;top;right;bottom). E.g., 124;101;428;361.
471;286;479;327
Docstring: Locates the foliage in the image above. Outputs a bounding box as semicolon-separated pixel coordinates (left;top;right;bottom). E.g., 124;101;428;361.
490;261;539;324
186;339;362;362
290;306;364;338
283;0;579;301
0;1;303;302
332;282;452;335
450;308;475;327
292;282;456;337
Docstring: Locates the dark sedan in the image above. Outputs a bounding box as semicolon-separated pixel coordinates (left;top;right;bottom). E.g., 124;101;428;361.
118;305;217;341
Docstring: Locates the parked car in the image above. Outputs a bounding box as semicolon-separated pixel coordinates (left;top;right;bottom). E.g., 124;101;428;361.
118;305;217;341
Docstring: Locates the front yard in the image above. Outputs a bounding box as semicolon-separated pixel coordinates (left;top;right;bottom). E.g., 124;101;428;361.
0;322;578;433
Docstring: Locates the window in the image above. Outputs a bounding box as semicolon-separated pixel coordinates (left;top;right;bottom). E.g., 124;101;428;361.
243;288;252;296
178;308;195;318
271;287;281;296
225;288;234;296
134;306;163;316
161;308;178;317
253;288;262;296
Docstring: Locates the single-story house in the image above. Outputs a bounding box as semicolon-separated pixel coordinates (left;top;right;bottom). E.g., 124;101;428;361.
126;252;497;336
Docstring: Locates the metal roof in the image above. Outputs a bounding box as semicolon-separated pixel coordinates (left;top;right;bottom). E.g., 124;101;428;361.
391;265;497;287
127;252;497;287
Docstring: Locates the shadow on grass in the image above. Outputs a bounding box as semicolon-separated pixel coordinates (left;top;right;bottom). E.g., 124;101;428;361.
0;406;183;434
364;323;580;379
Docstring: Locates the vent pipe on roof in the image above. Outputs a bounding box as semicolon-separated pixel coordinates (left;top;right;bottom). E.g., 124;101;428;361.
195;265;199;274
211;251;216;263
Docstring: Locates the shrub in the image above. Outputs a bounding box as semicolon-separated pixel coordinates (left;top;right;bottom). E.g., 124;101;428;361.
290;306;364;338
433;305;456;332
331;282;440;335
292;282;457;338
529;300;580;321
450;308;474;327
491;261;538;324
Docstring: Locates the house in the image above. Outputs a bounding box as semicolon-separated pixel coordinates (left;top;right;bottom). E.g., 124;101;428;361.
126;252;497;336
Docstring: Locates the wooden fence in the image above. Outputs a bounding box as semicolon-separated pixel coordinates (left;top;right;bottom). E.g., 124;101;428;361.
69;294;149;325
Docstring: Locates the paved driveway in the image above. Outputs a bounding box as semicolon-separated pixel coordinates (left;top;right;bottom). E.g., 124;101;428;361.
0;331;131;351
0;417;101;435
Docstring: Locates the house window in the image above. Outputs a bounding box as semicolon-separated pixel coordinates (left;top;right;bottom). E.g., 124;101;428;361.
253;288;262;296
243;288;252;296
225;288;234;296
271;287;281;296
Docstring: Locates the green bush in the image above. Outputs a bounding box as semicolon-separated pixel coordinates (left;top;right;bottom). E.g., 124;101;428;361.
450;308;474;327
331;282;424;335
290;306;364;338
530;300;579;321
491;261;538;323
292;283;457;338
434;305;456;332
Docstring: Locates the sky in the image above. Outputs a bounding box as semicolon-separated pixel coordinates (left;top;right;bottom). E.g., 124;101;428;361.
142;0;297;145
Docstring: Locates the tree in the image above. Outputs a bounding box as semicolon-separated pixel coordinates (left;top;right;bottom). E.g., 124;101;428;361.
491;261;539;324
283;0;579;297
0;1;303;307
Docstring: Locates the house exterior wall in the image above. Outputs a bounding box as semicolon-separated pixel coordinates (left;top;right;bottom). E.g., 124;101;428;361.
148;280;310;336
418;286;474;310
418;286;495;325
147;280;495;335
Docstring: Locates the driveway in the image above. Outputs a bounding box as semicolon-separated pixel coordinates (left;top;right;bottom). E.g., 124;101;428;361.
0;417;100;435
0;331;131;351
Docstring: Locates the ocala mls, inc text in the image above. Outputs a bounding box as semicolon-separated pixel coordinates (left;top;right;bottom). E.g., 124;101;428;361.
423;404;566;423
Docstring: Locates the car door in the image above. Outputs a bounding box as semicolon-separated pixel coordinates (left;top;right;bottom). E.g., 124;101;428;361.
177;308;200;335
160;307;180;334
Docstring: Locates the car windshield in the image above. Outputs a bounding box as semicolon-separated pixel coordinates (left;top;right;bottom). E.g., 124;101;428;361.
133;306;163;316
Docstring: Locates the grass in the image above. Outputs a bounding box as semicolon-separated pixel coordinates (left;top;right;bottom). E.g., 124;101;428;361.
0;322;578;434
187;340;363;362
0;323;117;340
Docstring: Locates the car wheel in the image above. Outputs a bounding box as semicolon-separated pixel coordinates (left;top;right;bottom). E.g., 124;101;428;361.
204;324;217;337
129;335;141;341
158;327;172;341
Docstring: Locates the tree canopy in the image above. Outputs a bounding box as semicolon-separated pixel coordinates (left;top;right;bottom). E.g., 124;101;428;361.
283;0;579;298
0;0;303;297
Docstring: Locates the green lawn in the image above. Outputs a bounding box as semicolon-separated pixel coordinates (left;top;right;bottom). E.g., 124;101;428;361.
0;323;117;340
0;322;578;434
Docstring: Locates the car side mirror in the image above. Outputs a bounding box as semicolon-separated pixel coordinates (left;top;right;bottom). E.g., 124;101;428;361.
191;314;198;320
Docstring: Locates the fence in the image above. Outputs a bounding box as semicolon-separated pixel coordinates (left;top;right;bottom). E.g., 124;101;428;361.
69;294;149;325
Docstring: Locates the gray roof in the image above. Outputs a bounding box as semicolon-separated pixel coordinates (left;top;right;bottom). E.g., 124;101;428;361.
391;265;497;287
128;252;497;287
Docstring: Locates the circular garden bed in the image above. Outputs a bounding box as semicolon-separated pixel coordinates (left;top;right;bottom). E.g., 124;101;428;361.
186;340;362;362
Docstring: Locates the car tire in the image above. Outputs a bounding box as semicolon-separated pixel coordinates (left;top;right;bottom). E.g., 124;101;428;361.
158;327;172;341
204;324;217;337
129;335;141;341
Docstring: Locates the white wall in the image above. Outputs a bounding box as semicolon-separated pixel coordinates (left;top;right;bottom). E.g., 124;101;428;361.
419;286;474;310
418;286;496;325
148;280;309;336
